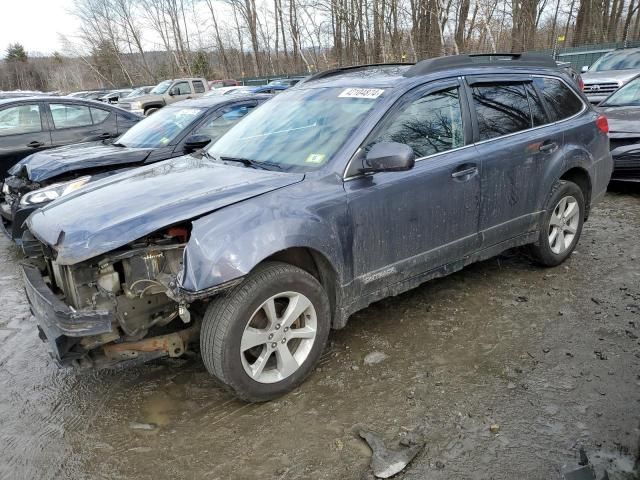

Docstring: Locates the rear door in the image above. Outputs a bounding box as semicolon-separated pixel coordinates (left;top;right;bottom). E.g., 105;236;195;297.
344;79;481;293
467;76;563;247
47;101;119;147
0;101;51;178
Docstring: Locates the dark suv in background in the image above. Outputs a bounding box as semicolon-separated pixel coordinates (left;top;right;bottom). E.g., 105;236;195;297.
21;54;612;402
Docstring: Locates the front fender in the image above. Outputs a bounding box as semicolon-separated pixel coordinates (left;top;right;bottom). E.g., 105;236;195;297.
179;190;346;293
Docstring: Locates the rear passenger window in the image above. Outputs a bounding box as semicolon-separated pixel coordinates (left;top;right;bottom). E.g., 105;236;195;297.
367;87;464;158
525;83;547;126
533;77;583;121
193;81;205;94
90;108;110;124
472;83;531;140
50;104;93;129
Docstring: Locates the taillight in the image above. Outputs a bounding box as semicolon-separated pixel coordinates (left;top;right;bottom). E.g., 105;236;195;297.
578;77;584;91
596;114;609;134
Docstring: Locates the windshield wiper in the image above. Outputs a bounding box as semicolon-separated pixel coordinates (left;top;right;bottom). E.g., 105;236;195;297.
220;156;282;170
111;142;127;148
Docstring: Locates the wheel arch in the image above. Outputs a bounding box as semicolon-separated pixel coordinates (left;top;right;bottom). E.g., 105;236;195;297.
257;247;342;329
559;166;592;219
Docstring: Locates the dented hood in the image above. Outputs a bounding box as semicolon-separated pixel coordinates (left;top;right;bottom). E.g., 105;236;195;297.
8;142;153;183
27;155;304;265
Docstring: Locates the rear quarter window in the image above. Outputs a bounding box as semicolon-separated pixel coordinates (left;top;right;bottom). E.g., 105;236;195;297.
193;81;205;93
533;77;583;122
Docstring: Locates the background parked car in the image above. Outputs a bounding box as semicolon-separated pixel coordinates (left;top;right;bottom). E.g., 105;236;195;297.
266;77;306;87
204;86;245;96
119;78;209;116
125;86;153;98
99;89;133;104
0;96;140;179
1;95;268;241
581;47;640;103
209;79;240;89
230;84;288;95
597;74;640;182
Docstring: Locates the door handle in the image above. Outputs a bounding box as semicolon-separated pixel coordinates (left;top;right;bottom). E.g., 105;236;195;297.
451;165;478;179
27;141;44;148
539;141;558;153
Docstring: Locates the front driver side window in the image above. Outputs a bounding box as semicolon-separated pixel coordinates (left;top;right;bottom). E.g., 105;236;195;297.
174;82;191;95
366;87;464;158
194;104;256;141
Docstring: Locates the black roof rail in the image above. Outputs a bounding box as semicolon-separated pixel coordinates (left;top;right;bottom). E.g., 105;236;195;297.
297;63;414;85
404;53;558;77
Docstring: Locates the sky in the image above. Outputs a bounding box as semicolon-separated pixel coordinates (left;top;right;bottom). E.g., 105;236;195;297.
1;0;78;55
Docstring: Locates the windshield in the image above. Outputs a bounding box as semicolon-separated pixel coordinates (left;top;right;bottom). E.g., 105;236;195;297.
601;76;640;106
591;50;640;72
116;105;204;148
150;80;172;95
127;87;147;97
207;87;383;171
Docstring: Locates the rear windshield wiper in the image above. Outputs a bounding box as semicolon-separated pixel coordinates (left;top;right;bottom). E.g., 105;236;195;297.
220;156;282;170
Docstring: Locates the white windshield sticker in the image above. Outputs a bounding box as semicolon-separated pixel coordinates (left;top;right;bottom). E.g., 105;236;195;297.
338;88;384;99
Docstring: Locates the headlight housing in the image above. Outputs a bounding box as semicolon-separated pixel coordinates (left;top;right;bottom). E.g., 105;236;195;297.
130;101;142;110
20;176;91;206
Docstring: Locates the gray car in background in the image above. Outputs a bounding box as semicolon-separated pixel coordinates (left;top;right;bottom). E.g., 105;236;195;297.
581;47;640;103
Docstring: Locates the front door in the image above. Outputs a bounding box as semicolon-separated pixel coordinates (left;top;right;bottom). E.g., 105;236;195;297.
0;101;51;178
344;80;481;294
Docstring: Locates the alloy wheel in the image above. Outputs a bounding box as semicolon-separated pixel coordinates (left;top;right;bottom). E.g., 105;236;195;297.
548;195;580;255
240;292;317;384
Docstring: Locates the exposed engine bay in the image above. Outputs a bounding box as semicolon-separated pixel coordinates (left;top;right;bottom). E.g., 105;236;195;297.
27;226;202;368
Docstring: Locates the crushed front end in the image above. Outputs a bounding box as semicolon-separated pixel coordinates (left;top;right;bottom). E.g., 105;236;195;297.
21;227;202;368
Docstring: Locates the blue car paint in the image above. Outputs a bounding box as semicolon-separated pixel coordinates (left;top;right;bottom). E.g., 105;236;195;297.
26;63;613;330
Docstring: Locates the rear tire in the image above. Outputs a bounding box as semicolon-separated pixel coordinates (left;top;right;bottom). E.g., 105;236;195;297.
200;262;331;402
528;180;585;267
144;107;158;116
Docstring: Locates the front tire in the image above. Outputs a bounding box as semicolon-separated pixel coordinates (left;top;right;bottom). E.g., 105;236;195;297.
200;262;331;402
529;180;585;267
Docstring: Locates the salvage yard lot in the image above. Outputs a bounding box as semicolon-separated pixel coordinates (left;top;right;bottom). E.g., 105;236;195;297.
0;187;639;480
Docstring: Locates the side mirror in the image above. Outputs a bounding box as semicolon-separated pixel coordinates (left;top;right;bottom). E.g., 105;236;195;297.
184;134;211;152
169;86;178;96
581;65;589;73
362;142;415;173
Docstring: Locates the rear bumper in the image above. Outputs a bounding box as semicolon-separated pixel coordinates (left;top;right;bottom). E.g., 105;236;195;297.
21;263;114;364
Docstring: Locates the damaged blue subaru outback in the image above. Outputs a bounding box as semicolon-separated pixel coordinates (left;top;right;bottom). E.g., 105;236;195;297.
21;54;612;402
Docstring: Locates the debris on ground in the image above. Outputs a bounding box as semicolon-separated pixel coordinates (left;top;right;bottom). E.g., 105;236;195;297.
489;424;500;434
128;422;157;431
363;351;388;365
358;428;424;478
562;447;610;480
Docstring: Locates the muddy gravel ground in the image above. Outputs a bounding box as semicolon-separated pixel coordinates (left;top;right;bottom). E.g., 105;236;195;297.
1;187;639;480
